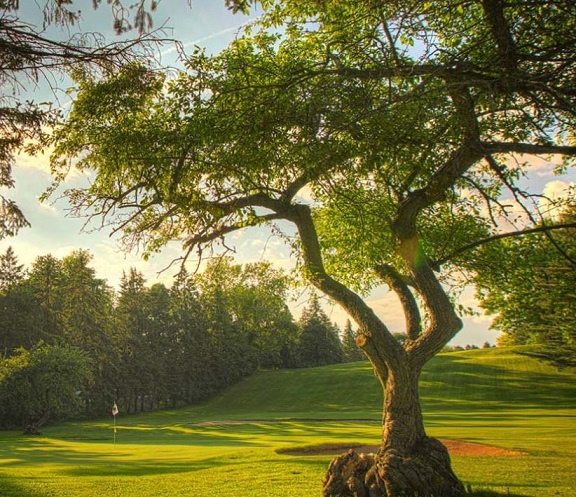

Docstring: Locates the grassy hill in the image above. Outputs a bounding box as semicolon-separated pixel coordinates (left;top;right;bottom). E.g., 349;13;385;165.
198;346;576;419
0;346;575;497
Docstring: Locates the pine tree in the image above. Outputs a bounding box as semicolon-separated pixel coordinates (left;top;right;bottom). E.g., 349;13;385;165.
296;294;343;368
0;246;25;292
341;319;365;363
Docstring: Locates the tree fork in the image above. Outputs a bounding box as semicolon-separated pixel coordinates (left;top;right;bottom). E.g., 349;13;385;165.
288;200;466;496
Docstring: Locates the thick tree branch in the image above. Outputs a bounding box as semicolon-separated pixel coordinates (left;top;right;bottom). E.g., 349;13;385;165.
286;203;407;369
481;141;576;156
480;0;518;73
392;145;482;240
374;264;421;342
388;234;463;368
393;86;484;240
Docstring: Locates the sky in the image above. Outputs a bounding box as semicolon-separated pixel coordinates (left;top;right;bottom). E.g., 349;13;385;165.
1;1;574;346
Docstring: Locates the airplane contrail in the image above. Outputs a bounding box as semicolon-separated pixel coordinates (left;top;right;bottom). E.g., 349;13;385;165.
160;20;257;58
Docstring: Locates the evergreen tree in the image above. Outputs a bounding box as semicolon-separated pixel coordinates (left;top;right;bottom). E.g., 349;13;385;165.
341;319;365;363
144;283;172;409
27;254;65;342
115;268;151;413
0;246;25;292
58;251;115;414
0;247;38;353
168;269;215;403
296;294;343;368
196;259;258;388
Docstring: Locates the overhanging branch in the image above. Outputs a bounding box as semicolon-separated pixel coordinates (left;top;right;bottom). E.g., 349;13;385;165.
434;221;576;267
481;141;576;156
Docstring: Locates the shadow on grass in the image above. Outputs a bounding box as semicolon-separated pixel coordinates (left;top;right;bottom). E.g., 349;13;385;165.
420;353;576;413
41;419;378;450
468;490;529;497
0;434;239;478
62;456;232;477
0;476;50;497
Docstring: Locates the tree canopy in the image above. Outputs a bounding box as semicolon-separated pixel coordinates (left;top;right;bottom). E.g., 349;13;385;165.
476;202;576;355
0;0;179;239
47;1;576;496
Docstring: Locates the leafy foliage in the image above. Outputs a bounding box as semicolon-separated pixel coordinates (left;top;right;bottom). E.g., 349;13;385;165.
0;0;162;240
476;203;576;351
0;342;92;430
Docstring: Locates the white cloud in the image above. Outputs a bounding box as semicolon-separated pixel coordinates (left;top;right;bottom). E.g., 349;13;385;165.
37;200;58;215
538;180;575;219
14;149;52;176
541;179;575;200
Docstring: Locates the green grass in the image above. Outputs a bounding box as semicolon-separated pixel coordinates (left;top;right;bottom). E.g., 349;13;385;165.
1;346;575;496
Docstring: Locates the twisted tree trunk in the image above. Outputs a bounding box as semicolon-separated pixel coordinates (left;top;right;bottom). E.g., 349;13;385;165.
291;203;466;496
322;361;465;497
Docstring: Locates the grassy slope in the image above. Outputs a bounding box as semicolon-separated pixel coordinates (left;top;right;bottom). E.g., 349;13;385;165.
0;346;575;497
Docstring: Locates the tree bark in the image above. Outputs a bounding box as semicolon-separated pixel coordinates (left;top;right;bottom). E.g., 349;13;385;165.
24;406;51;435
322;362;465;497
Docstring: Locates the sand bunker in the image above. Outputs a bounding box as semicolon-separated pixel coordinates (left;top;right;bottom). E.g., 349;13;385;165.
277;440;526;457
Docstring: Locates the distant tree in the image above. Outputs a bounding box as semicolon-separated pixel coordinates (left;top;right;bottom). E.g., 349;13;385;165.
59;251;114;352
341;319;365;363
296;294;343;368
0;247;36;353
115;267;153;413
167;269;213;404
143;282;173;408
196;259;258;387
27;254;65;343
0;246;25;292
0;342;91;432
231;261;299;369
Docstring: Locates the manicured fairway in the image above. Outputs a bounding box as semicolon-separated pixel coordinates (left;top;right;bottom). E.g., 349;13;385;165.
1;347;575;496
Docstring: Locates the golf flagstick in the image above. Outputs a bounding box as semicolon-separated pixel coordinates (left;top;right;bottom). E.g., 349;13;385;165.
112;402;119;445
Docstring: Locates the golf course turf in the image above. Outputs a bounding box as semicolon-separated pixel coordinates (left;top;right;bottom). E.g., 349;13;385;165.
1;346;575;496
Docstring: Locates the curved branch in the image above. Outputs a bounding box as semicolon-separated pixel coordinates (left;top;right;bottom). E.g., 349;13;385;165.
393;86;484;240
434;221;576;267
374;264;421;341
287;203;407;368
396;238;463;367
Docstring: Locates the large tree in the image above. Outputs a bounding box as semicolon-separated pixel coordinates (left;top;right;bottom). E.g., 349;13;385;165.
0;342;92;433
49;1;576;496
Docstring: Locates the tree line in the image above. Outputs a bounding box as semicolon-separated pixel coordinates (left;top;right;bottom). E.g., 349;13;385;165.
0;249;362;431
